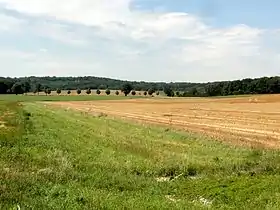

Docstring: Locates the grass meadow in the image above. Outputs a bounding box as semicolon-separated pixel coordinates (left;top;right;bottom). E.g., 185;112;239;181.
1;96;280;209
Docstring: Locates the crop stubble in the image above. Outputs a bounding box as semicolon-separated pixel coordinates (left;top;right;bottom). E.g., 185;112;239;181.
48;94;280;148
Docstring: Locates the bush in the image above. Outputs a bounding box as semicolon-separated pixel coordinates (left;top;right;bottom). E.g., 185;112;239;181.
131;90;136;96
115;90;119;95
105;89;111;95
67;90;71;95
96;89;101;95
77;89;81;95
156;91;160;96
86;89;91;95
176;91;180;97
144;91;147;96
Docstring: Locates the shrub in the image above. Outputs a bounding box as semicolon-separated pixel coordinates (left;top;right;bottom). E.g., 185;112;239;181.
47;89;51;95
176;91;180;97
96;89;101;95
144;91;147;96
105;89;111;95
156;91;160;96
86;89;91;95
67;90;71;95
131;90;136;96
115;90;119;95
77;89;81;95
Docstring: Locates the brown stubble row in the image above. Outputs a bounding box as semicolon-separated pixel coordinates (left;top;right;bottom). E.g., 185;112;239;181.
47;94;280;149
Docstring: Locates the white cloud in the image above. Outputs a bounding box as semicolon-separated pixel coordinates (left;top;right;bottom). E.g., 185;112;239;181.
0;0;279;81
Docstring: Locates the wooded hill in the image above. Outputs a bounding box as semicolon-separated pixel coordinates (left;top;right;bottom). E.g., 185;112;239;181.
0;76;279;97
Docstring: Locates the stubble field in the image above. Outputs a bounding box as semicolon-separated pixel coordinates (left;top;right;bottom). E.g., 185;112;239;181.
49;94;280;149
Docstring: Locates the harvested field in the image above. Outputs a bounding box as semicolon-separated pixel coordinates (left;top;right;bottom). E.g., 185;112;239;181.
48;94;280;148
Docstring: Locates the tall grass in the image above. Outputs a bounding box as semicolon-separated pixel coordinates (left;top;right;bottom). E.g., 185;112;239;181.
1;102;280;209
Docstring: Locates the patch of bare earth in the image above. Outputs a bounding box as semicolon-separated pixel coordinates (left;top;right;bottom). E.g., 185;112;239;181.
45;94;280;149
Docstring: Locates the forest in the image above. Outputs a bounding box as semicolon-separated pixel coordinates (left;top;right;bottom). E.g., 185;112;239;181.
0;76;279;97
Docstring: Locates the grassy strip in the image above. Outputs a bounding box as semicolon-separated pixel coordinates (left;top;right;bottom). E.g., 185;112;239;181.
1;102;280;209
0;95;140;102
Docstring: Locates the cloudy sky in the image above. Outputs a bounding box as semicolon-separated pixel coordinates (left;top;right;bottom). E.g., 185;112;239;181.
0;0;279;82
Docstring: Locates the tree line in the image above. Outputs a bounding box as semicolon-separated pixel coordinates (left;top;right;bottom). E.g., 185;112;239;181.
0;76;279;97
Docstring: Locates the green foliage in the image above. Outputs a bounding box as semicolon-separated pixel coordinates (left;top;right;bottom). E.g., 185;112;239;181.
56;89;62;95
86;89;91;95
121;83;133;96
77;89;81;95
11;83;24;95
105;89;111;95
148;88;155;96
164;85;174;97
96;89;101;95
176;91;180;97
1;76;280;97
131;90;136;96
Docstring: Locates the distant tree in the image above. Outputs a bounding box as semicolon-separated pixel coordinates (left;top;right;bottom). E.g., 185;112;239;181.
35;83;42;95
44;87;50;96
86;89;91;95
23;81;31;95
33;90;37;95
47;89;52;95
176;91;180;97
98;84;107;90
67;90;71;95
105;89;111;95
11;83;24;95
156;91;160;96
122;83;133;96
77;89;81;95
144;91;147;96
131;90;136;96
148;88;155;96
163;85;174;97
191;88;198;96
115;90;120;95
96;89;101;95
56;89;62;95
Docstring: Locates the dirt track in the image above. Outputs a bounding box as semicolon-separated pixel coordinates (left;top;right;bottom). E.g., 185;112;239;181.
48;94;280;148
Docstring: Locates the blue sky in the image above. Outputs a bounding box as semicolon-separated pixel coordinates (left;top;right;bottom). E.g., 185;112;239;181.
0;0;279;82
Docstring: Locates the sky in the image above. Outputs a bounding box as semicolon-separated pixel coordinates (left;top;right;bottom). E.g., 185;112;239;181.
0;0;279;82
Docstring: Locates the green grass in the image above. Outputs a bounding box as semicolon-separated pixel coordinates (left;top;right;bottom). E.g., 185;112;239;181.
1;102;280;209
0;94;139;102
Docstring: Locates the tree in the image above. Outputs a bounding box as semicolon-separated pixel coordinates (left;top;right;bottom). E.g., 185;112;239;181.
131;90;136;96
163;85;174;97
47;89;51;95
191;88;198;96
86;89;91;95
77;89;81;95
35;83;42;95
11;83;24;95
67;90;71;95
144;91;147;96
156;91;160;96
23;81;31;95
96;89;101;95
148;88;155;96
105;89;111;95
56;89;61;95
176;91;180;97
115;90;119;95
121;83;133;96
